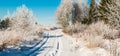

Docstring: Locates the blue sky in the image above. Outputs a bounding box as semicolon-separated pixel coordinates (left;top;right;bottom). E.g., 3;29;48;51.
0;0;92;26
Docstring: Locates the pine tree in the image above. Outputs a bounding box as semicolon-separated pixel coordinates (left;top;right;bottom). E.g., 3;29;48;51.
99;0;120;29
4;17;11;28
98;0;112;23
72;2;81;24
0;19;2;29
77;0;89;24
88;0;99;24
1;20;6;29
0;18;11;29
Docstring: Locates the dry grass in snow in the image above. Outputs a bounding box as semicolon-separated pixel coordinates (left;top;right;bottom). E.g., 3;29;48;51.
0;25;44;51
70;21;120;56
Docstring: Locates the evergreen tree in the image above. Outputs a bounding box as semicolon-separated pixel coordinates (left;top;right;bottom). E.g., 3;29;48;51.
1;20;6;29
72;2;82;24
4;17;11;28
77;0;89;24
0;19;2;29
88;0;99;24
35;22;38;25
99;0;120;29
0;18;11;30
98;0;112;23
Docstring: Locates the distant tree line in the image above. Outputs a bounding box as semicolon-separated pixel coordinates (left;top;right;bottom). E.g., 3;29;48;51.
0;18;11;30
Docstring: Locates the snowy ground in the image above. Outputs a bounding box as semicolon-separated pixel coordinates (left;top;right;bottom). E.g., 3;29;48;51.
0;29;62;56
0;29;110;56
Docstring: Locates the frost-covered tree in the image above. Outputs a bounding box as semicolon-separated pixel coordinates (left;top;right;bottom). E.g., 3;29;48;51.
12;5;35;31
99;0;120;29
77;0;89;24
72;0;89;24
56;0;89;26
56;0;73;28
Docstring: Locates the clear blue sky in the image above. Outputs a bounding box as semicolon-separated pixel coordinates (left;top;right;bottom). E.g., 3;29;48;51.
0;0;93;26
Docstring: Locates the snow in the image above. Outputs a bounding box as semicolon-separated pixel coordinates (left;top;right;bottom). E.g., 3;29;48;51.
0;29;113;56
78;47;109;56
58;35;79;56
57;29;110;56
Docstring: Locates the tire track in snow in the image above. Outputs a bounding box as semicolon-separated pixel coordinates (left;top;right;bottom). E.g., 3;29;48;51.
25;36;49;56
44;36;59;56
35;29;62;56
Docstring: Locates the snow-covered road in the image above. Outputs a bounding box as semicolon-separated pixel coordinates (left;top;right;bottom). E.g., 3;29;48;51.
28;29;62;56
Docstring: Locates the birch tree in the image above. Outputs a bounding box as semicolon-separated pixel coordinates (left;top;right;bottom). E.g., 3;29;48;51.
56;0;73;28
